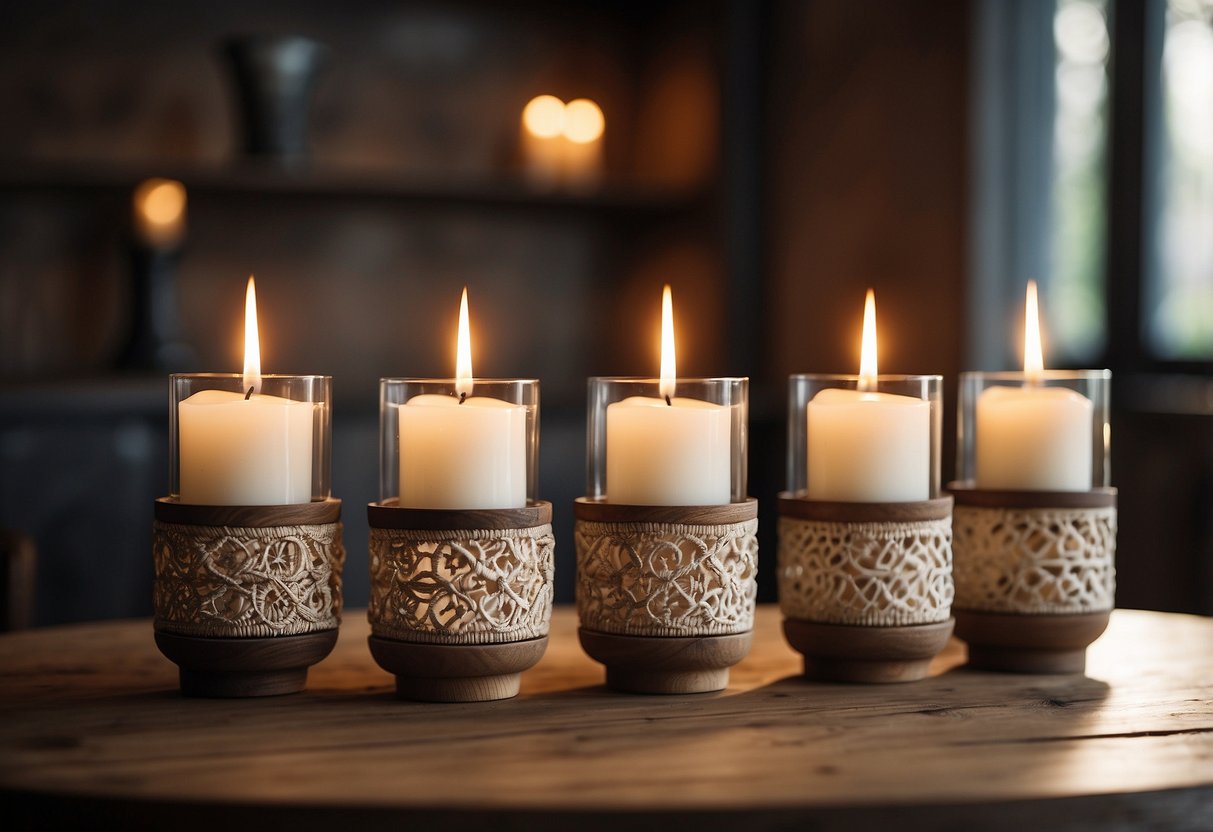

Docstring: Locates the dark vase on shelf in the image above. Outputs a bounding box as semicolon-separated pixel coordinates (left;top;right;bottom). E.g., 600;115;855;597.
116;245;194;372
221;35;330;164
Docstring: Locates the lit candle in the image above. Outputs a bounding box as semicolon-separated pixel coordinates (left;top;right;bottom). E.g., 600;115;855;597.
398;288;527;509
178;277;314;505
133;178;187;249
562;98;604;190
606;285;730;505
806;290;930;502
521;95;566;189
975;281;1093;491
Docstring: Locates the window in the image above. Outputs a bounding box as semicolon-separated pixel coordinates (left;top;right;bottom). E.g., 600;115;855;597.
1146;0;1213;360
1050;0;1110;362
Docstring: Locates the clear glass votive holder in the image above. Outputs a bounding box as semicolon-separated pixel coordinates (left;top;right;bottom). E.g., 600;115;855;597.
169;373;331;505
379;378;539;509
585;377;749;506
956;370;1111;491
786;374;942;502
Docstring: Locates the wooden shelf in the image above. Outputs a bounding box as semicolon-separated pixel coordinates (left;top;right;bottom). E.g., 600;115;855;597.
0;160;706;216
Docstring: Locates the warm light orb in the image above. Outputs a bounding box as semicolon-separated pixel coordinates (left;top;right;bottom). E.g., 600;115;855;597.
659;284;676;401
456;287;474;398
1024;279;1045;380
522;95;566;139
859;289;878;391
564;98;605;144
243;276;262;396
132;178;186;247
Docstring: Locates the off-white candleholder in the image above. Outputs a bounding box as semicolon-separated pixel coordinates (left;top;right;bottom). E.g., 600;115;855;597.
367;500;554;702
777;495;954;682
574;498;758;694
152;498;345;697
952;369;1114;673
950;484;1116;673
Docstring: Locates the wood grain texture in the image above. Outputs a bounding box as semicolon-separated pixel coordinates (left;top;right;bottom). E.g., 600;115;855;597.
573;497;758;525
778;493;954;523
948;484;1118;510
154;497;342;527
1;608;1212;831
368;499;552;530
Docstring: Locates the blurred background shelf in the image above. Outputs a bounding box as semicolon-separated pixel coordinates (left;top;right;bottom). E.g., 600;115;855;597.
0;161;709;215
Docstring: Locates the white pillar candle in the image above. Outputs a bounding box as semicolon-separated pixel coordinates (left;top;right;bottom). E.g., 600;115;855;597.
806;388;930;502
398;395;526;509
177;277;314;506
179;390;314;505
806;289;931;503
396;287;528;510
604;285;731;506
606;396;730;505
975;386;1093;490
974;282;1093;491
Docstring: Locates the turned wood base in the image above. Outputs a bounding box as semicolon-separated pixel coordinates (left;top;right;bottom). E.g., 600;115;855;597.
367;635;548;702
154;630;338;697
578;629;753;694
782;618;955;683
955;609;1111;674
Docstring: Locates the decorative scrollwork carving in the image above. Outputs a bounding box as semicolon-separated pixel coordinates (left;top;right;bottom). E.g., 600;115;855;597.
778;516;954;626
953;504;1116;614
575;518;758;637
368;524;554;644
153;520;343;637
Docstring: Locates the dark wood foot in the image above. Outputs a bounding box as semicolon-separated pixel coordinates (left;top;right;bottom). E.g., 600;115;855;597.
368;635;548;703
782;618;955;683
154;630;338;698
955;609;1111;674
578;629;753;695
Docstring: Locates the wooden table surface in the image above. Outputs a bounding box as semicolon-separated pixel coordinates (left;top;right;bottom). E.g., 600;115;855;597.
2;606;1211;831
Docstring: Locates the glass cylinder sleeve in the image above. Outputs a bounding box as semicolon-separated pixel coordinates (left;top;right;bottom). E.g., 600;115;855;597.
379;378;539;509
957;369;1111;491
170;373;331;505
586;377;748;505
787;374;942;502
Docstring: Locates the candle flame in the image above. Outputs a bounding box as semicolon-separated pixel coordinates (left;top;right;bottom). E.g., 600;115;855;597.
522;95;566;139
456;287;473;398
564;98;605;144
659;284;676;401
1024;280;1045;380
243;276;261;396
859;289;878;391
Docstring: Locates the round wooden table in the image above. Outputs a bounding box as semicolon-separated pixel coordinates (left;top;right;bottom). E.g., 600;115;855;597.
1;607;1211;830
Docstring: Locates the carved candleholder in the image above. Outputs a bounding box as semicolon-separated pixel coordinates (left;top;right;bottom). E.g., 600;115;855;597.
152;498;344;697
574;499;758;694
367;500;554;702
950;484;1116;674
777;495;954;683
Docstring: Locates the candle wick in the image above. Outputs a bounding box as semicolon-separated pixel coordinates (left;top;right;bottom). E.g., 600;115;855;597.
459;392;467;405
245;386;254;400
665;394;672;406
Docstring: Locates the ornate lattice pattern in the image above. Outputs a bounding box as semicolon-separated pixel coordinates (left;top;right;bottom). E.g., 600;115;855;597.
153;520;344;638
574;519;758;637
368;524;554;644
777;516;953;626
953;504;1116;613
